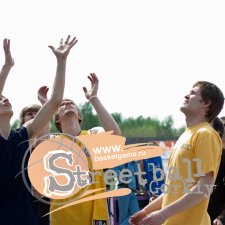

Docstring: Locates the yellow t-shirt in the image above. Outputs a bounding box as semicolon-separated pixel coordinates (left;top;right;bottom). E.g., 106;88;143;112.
162;122;222;225
50;131;109;225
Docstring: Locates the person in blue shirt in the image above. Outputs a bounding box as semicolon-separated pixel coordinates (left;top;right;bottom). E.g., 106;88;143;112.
0;36;77;225
114;161;140;225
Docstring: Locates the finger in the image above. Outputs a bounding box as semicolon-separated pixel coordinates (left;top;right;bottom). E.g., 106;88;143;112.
69;37;77;45
67;40;78;51
7;39;10;49
91;73;99;83
43;87;48;95
65;35;70;44
88;75;94;84
83;87;87;94
38;86;47;94
3;38;8;50
60;38;63;45
39;85;47;90
48;46;55;51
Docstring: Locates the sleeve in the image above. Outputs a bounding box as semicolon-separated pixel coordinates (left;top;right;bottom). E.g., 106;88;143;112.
16;126;30;155
193;130;222;179
16;126;29;141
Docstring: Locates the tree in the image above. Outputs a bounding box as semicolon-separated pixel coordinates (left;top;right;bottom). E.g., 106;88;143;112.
80;102;100;130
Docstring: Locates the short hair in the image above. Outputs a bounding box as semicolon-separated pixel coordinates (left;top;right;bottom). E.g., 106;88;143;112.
193;81;224;122
54;99;83;132
19;104;41;127
212;117;224;139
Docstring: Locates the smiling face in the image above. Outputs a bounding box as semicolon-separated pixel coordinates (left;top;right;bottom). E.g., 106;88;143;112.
0;95;13;117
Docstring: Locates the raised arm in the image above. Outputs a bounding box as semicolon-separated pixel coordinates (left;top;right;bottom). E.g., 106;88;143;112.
0;38;14;95
26;35;77;139
83;73;121;135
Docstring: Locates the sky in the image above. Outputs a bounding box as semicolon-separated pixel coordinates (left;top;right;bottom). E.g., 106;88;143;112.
1;0;225;129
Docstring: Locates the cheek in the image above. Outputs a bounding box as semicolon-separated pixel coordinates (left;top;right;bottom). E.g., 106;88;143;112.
24;116;31;123
57;109;64;120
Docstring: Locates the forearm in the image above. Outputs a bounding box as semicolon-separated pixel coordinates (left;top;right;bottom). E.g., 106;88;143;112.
50;59;66;103
90;97;121;135
162;184;211;218
143;194;163;214
0;64;12;95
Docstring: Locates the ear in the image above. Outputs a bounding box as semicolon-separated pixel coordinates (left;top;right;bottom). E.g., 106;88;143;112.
203;100;212;107
55;113;61;124
202;100;211;108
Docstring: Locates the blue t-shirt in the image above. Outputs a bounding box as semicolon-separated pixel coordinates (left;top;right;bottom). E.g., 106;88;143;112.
0;126;38;225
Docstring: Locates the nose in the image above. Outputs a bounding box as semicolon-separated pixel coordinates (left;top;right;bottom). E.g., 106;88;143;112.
184;94;190;100
3;98;9;103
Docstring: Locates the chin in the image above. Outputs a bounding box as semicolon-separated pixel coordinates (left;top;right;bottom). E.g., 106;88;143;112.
180;105;186;113
64;110;76;116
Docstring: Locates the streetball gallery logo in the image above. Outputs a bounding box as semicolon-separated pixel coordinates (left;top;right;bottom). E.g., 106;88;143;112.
22;131;163;215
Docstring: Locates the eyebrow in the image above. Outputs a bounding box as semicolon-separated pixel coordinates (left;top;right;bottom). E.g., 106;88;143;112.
190;90;196;94
0;95;5;100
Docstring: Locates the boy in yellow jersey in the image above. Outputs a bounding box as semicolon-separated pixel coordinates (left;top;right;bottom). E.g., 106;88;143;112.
130;81;224;225
50;73;121;225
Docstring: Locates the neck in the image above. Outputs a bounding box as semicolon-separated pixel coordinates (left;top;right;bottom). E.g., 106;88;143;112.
0;116;11;139
60;116;81;138
185;114;207;128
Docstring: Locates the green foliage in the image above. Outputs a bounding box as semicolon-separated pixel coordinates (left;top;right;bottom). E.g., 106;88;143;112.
80;102;100;130
11;119;19;130
50;118;58;133
11;103;184;139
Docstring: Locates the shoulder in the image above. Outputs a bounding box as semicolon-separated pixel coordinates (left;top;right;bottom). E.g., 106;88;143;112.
14;126;29;140
193;123;219;140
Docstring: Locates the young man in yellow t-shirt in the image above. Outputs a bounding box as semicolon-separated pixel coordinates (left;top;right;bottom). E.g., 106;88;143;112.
130;81;224;225
50;73;121;225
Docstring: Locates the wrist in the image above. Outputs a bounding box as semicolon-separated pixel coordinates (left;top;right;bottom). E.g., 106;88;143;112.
89;95;98;101
160;208;171;220
2;64;12;70
142;208;149;216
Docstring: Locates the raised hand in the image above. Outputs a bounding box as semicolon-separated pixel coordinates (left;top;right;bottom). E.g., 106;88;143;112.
48;35;78;59
3;38;14;68
38;86;49;105
83;73;99;100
